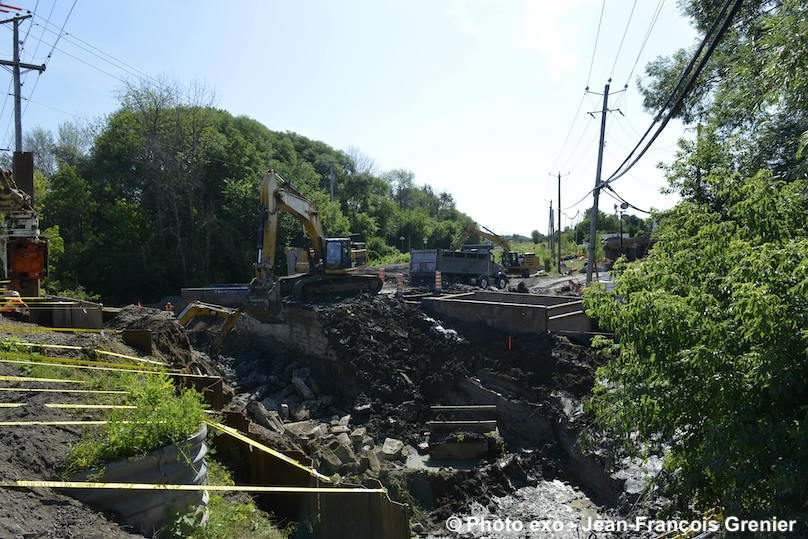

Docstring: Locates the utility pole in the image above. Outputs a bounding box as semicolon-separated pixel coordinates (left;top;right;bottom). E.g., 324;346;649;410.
550;171;569;273
548;200;555;261
0;15;45;152
586;80;622;285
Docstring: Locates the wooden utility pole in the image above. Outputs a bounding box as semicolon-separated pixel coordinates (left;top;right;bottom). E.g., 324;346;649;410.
586;80;622;284
551;171;569;273
0;15;45;152
548;200;555;261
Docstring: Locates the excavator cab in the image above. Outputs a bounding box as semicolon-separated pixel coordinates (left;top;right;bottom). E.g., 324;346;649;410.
324;238;352;270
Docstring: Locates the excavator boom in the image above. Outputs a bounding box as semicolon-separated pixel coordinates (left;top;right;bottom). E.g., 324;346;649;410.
245;170;381;323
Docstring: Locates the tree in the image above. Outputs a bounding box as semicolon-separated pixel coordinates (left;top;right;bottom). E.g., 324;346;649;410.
585;0;808;520
585;172;807;519
530;230;541;244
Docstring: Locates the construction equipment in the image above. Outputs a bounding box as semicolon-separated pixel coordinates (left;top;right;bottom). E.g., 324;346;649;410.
245;171;382;323
451;223;540;277
410;248;509;289
177;301;241;353
0;161;47;297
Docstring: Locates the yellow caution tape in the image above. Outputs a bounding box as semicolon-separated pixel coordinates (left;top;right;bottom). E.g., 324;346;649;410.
0;480;384;493
0;420;110;426
0;375;85;384
0;355;164;373
205;420;332;483
95;350;167;367
10;343;167;367
0;387;126;394
16;342;83;350
0;349;159;368
0;356;213;380
0;326;117;333
44;403;136;410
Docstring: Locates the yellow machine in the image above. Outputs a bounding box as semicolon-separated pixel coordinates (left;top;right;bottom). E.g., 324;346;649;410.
245;171;382;323
177;301;241;353
452;223;540;278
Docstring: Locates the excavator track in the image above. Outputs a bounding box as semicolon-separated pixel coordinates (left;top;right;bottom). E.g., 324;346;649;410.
289;273;382;300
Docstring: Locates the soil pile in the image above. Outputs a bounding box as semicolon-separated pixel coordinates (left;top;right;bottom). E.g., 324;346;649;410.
0;358;140;538
454;324;605;399
305;295;472;443
108;305;195;367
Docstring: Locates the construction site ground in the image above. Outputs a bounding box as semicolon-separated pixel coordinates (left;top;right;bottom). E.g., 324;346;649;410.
0;275;658;538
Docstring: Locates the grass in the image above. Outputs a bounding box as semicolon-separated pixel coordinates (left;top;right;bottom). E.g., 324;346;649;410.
369;251;410;266
5;337;288;537
164;458;293;539
64;372;206;474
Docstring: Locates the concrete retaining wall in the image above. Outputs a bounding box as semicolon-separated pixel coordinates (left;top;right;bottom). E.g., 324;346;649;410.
29;297;103;329
422;292;592;335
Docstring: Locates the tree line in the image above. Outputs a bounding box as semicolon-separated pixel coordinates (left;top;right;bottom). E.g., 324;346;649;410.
17;84;479;303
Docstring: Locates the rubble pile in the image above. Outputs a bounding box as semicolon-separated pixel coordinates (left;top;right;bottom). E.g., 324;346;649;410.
109;305;195;367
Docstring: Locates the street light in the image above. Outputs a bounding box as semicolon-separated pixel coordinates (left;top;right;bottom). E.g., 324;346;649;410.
399;236;405;252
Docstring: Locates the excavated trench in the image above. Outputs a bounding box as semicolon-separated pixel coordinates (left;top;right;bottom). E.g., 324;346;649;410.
206;294;656;535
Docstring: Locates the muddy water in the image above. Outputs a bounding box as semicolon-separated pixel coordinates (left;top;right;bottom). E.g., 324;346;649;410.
433;479;613;538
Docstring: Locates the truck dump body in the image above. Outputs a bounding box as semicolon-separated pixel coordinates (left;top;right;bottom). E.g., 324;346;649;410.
410;248;508;287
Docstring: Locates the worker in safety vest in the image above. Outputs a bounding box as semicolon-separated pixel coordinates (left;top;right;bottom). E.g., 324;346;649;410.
0;290;28;320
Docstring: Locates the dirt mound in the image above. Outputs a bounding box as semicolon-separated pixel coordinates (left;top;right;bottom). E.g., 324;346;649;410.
108;305;194;368
446;323;605;399
0;363;139;537
311;295;473;443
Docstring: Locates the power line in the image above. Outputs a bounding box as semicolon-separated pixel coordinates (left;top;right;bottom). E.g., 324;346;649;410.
27;0;56;66
559;113;596;173
18;0;78;133
603;0;743;188
549;91;586;173
43;0;77;62
609;0;638;80
31;15;163;88
603;184;651;214
585;0;607;89
623;0;666;86
19;0;40;57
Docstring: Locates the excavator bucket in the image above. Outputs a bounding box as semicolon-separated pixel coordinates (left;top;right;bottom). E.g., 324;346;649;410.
243;278;285;323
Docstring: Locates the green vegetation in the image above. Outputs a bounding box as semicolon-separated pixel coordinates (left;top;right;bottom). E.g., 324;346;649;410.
18;85;483;303
165;459;291;539
585;0;808;521
65;372;206;473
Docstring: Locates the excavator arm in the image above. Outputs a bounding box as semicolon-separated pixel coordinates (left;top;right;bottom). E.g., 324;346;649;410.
255;170;325;280
451;222;511;251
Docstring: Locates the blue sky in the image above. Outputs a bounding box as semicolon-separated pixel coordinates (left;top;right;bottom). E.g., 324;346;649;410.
1;0;696;235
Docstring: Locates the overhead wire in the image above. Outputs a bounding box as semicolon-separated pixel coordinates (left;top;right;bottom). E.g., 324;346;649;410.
609;0;638;80
603;0;743;187
603;184;651;214
549;91;586;173
623;0;666;86
31;14;164;89
20;0;78;125
585;0;607;89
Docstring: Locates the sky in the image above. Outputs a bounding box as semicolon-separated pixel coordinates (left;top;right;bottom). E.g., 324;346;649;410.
0;0;698;236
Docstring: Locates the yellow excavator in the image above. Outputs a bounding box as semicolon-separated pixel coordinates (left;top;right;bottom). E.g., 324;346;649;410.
452;222;540;278
177;301;241;354
244;170;383;322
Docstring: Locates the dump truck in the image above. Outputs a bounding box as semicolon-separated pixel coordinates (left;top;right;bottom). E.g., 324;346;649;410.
410;247;509;289
451;222;541;277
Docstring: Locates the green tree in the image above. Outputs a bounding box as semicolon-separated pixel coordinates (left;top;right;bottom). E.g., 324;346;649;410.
585;172;807;518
